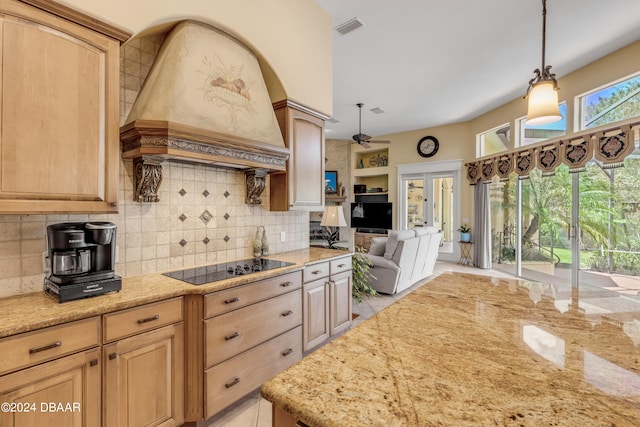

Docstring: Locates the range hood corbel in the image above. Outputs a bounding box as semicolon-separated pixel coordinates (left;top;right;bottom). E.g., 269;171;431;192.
245;169;267;205
134;156;164;203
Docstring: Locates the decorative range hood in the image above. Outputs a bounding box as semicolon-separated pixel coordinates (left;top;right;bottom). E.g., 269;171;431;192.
120;20;288;204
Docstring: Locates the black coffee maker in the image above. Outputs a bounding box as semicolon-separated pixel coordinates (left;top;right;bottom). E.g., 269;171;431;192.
44;222;122;302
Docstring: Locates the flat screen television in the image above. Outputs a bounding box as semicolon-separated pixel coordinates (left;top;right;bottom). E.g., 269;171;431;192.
350;202;392;231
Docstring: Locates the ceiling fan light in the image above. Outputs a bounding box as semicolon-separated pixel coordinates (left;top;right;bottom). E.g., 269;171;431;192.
526;81;562;125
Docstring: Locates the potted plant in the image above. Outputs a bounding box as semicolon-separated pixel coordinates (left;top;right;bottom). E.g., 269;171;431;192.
352;247;377;303
457;224;471;242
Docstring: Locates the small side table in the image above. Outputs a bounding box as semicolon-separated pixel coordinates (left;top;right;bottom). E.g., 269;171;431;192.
458;241;473;266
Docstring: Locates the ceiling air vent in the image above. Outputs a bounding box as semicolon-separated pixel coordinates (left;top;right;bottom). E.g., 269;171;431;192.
370;107;386;114
335;18;364;35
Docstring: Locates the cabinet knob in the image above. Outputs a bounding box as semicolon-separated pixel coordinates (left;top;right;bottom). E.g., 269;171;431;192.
224;331;241;341
89;358;99;367
281;310;294;317
224;297;240;304
108;353;117;360
224;377;240;389
29;340;62;354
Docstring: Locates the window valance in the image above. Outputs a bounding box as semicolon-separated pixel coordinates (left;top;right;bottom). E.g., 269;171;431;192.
466;119;640;184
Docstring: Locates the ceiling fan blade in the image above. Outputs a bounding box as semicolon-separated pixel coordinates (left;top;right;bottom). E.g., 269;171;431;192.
368;140;391;144
360;141;372;149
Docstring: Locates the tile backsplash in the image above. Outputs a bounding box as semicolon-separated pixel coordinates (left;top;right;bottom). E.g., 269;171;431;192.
0;33;308;298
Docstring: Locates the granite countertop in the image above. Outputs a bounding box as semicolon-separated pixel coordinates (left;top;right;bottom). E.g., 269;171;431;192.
261;271;640;426
0;247;350;338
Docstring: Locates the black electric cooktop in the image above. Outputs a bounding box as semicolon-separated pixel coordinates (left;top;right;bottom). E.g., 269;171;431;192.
163;258;294;285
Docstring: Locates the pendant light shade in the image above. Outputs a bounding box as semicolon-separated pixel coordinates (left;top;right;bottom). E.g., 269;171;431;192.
526;81;562;125
524;0;562;125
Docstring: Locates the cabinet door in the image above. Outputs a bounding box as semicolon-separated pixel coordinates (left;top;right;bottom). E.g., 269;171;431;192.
271;102;325;211
0;0;120;213
103;323;184;427
0;348;100;427
330;271;353;336
302;278;330;351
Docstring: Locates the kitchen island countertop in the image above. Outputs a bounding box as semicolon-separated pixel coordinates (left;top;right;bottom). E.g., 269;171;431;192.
261;271;640;426
0;247;349;338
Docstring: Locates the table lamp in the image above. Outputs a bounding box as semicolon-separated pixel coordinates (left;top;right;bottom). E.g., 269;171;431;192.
320;205;347;248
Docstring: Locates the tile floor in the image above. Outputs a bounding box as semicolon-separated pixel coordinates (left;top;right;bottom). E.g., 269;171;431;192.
204;261;508;427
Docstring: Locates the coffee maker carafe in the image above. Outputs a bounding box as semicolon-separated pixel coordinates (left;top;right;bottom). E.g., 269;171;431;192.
44;222;121;302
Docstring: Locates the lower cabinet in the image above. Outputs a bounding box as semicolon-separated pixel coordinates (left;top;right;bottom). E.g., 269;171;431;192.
0;348;101;427
201;272;303;420
102;298;184;427
303;256;353;351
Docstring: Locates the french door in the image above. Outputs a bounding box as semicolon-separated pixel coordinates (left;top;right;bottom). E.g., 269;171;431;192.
398;160;462;262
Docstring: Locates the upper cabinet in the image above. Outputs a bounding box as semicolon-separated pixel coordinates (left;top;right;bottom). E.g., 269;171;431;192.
0;0;130;214
270;100;326;211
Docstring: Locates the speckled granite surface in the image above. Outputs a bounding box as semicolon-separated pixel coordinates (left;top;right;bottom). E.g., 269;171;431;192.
261;272;640;426
0;247;347;338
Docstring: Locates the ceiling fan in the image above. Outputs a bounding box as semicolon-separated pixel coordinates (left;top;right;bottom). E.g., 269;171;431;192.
352;103;391;149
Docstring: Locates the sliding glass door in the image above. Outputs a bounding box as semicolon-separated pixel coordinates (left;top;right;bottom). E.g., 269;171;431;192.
492;157;640;294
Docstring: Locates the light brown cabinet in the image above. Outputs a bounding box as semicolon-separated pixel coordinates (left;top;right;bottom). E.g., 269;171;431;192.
103;298;184;427
0;348;101;427
201;271;303;419
270;100;326;211
302;256;352;351
0;317;101;427
0;0;128;213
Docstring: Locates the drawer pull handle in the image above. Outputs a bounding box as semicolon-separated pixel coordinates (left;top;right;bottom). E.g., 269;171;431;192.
280;282;293;287
109;353;117;360
312;270;322;275
137;315;160;324
89;358;99;367
225;297;240;304
29;340;62;354
225;378;240;389
281;310;294;317
225;331;241;341
337;263;347;268
281;348;294;357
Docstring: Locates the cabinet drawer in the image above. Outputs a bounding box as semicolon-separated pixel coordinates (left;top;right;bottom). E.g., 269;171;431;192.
205;271;301;318
303;261;329;282
205;325;302;419
0;316;99;375
205;290;301;368
103;297;183;343
330;256;352;275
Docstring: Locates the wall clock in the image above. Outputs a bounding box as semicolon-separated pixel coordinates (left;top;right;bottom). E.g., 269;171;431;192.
417;136;439;158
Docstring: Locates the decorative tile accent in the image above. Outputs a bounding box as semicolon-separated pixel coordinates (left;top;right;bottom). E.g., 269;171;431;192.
179;239;187;247
200;210;213;225
203;237;210;245
202;189;210;197
179;188;187;196
179;214;187;222
224;213;230;221
223;190;230;198
223;235;230;243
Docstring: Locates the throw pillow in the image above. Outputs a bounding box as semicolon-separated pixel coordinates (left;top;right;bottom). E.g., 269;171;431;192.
368;237;386;256
383;230;415;260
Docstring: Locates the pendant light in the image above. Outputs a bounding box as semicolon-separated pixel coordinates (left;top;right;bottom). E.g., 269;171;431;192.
524;0;562;125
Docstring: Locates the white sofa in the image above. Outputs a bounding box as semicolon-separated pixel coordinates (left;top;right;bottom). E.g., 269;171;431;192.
363;227;442;294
